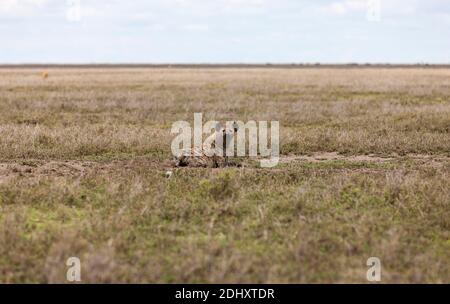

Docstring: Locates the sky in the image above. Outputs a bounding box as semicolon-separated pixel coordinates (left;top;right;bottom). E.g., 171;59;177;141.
0;0;449;63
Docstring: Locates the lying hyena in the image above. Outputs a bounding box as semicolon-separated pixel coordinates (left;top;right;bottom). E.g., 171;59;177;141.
173;123;238;168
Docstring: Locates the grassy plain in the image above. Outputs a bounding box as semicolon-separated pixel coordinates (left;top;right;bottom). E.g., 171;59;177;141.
0;67;449;283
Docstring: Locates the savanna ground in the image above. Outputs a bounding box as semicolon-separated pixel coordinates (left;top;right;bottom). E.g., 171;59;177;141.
0;67;449;283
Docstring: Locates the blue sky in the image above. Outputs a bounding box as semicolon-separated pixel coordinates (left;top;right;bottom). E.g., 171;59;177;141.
1;0;449;63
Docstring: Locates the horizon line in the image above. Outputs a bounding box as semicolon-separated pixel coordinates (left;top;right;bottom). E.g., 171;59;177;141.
1;63;450;69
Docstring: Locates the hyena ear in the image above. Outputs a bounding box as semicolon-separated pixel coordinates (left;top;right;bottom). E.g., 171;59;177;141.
233;121;239;132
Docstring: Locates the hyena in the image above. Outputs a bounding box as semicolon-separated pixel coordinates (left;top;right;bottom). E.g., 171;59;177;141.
173;123;238;168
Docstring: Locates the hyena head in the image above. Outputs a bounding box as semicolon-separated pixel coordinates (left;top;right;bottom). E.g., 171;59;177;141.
219;121;239;156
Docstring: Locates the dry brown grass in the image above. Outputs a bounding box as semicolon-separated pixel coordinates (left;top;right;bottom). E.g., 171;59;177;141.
1;68;449;159
0;67;449;283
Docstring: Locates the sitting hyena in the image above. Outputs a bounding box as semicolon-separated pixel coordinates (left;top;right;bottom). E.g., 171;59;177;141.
173;123;238;168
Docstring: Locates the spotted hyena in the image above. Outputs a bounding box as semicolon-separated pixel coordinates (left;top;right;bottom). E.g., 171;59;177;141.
173;123;239;168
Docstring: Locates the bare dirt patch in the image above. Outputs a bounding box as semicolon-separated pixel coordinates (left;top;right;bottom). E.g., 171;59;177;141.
280;152;393;163
1;153;448;184
0;159;164;183
279;152;449;166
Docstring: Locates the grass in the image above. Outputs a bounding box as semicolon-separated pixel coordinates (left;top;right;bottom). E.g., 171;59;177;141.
0;67;449;283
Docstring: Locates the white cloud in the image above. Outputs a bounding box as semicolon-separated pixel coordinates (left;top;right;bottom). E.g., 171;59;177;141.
162;0;269;15
317;0;450;18
148;23;166;31
0;0;50;15
320;0;367;16
316;0;434;17
223;0;265;6
183;24;209;31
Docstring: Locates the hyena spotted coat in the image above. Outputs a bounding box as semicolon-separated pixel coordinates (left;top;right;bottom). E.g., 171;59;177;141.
173;124;238;168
